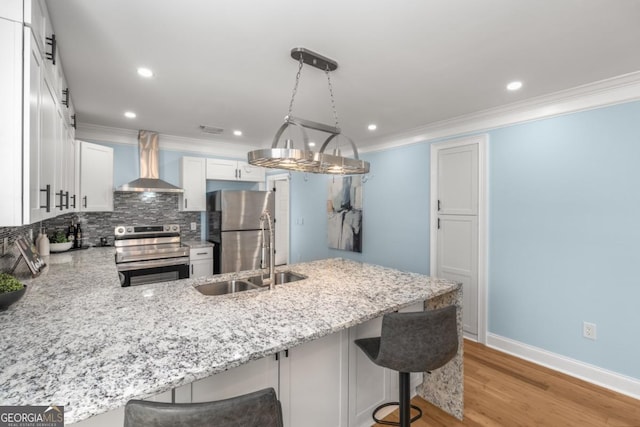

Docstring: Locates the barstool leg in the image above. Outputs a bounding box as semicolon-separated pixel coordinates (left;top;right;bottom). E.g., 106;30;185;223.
399;372;410;427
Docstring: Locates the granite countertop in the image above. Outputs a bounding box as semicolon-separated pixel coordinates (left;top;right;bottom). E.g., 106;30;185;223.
0;247;459;423
181;240;214;249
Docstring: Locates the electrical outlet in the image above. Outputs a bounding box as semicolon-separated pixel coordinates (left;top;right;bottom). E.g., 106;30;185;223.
583;322;597;340
190;222;197;231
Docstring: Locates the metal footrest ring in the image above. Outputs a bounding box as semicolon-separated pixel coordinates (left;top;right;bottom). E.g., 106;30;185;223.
372;401;423;426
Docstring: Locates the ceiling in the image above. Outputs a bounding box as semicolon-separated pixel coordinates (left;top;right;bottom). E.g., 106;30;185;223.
46;0;640;152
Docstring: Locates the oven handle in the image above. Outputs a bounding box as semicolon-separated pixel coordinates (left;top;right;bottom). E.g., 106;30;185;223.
117;257;190;271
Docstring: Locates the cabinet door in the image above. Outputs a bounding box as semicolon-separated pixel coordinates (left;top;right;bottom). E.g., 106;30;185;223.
39;70;58;219
190;259;213;278
79;141;113;212
180;157;206;211
191;356;279;403
0;0;22;21
280;331;349;427
348;316;391;427
206;158;238;180
237;161;265;182
26;29;44;224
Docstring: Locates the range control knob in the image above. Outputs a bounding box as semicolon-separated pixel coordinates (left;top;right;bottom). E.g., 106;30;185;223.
164;225;170;231
172;225;178;231
116;227;125;235
126;227;133;233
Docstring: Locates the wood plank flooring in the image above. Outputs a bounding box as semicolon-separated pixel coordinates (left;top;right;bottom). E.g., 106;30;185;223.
376;340;640;427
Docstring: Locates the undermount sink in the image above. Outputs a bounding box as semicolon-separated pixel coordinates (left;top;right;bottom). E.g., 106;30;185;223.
246;271;307;287
195;279;262;296
195;271;306;296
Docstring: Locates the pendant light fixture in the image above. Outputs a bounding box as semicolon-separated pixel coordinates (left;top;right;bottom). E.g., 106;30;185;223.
248;48;370;175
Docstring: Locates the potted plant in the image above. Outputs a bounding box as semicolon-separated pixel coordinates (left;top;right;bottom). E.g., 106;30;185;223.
50;231;73;252
0;272;27;310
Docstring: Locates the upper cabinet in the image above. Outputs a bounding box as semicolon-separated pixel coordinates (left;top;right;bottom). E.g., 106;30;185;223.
180;157;206;211
206;159;265;182
0;0;22;21
0;18;23;225
0;0;81;225
79;141;113;212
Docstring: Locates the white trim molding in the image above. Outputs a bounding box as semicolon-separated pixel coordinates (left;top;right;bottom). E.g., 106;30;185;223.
487;333;640;400
363;71;640;153
76;123;257;159
430;134;488;344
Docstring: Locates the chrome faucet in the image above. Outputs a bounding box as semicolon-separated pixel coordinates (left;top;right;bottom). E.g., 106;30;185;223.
259;210;276;290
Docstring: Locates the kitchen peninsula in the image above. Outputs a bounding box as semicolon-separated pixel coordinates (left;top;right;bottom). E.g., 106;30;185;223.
0;248;462;425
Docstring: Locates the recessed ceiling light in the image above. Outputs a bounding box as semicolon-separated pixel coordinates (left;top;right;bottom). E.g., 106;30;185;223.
308;142;316;147
233;130;242;136
506;81;523;91
124;111;136;119
137;67;154;78
368;124;377;131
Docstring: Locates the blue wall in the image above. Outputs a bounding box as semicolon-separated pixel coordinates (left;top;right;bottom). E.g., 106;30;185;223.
289;100;640;379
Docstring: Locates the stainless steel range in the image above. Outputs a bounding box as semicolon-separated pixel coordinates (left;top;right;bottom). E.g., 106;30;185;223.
115;224;190;287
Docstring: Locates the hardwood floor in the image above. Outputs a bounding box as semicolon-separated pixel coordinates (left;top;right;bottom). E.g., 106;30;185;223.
376;340;640;427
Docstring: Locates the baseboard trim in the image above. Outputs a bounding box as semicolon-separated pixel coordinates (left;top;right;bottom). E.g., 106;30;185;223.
486;333;640;400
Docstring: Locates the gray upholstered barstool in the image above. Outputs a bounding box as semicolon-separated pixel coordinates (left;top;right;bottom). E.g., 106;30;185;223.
124;387;283;427
355;306;458;427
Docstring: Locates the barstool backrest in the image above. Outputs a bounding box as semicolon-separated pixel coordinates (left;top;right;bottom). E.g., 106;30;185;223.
377;305;458;373
124;387;283;427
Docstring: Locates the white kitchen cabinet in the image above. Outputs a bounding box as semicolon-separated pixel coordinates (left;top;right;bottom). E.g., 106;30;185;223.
279;330;349;427
189;246;213;278
0;0;22;21
179;157;206;211
191;356;279;403
0;18;24;226
0;3;77;226
348;302;424;427
206;158;265;182
69;385;191;426
79;141;113;212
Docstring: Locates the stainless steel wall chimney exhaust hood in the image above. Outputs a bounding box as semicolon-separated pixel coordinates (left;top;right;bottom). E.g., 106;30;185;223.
116;130;183;193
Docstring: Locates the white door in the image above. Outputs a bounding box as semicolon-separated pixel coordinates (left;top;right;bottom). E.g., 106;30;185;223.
180;157;206;211
274;180;289;265
435;144;479;337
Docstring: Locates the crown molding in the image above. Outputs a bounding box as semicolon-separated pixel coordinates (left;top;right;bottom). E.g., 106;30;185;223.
362;71;640;154
75;123;258;159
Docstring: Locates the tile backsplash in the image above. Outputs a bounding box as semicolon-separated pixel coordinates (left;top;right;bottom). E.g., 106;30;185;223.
0;192;201;260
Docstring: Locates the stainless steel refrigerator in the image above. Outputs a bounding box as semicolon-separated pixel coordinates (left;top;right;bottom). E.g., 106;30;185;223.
207;190;274;274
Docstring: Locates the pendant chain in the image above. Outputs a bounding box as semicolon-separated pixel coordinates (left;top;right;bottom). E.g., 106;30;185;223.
287;56;305;119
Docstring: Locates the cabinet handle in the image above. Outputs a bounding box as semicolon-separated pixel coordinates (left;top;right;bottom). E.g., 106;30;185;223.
235;169;238;179
62;88;69;107
64;191;70;209
275;353;279;361
83;196;87;208
71;114;77;129
437;199;441;211
238;169;241;179
196;252;208;256
285;349;289;358
40;185;51;212
437;218;440;229
45;34;56;65
191;264;194;275
55;190;64;210
185;198;188;209
70;194;76;208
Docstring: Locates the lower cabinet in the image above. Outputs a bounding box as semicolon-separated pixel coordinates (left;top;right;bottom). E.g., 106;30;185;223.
279;330;349;427
189;247;213;278
348;301;425;427
191;356;279;402
69;304;425;427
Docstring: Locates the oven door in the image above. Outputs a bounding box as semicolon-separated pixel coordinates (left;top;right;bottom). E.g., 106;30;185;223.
117;257;190;287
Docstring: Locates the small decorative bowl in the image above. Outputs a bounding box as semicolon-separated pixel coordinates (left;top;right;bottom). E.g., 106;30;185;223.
50;241;73;252
0;285;27;310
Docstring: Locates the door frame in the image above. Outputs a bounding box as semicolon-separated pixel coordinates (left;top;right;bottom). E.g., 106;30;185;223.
266;173;291;265
429;134;488;343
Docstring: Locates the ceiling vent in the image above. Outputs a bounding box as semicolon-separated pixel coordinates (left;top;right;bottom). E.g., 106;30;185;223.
199;125;224;135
